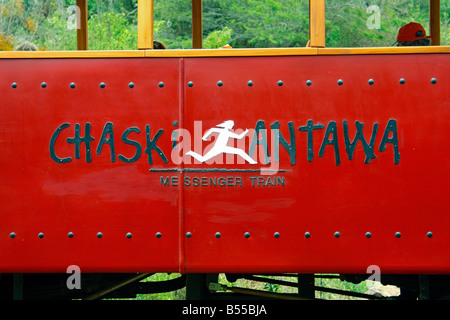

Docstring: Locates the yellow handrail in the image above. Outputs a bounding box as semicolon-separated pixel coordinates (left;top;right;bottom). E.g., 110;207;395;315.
309;0;325;48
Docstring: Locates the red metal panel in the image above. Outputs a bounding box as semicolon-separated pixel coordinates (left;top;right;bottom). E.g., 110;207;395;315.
0;58;181;272
0;53;449;275
182;54;450;274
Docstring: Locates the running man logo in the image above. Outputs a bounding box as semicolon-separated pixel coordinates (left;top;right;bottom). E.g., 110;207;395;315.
186;121;256;164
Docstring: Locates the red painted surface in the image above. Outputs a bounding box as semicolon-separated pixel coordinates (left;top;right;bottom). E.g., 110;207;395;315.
0;54;449;274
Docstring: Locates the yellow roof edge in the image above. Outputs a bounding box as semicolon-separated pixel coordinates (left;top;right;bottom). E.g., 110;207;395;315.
0;46;448;59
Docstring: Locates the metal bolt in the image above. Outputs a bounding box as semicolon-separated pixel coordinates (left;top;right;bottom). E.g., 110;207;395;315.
70;82;76;89
173;120;178;127
156;232;162;238
399;78;406;85
12;82;17;89
427;232;433;238
337;79;343;86
38;232;44;239
395;232;401;238
277;80;283;86
334;231;340;238
186;232;192;238
68;232;74;238
128;82;135;88
100;82;106;88
158;82;164;88
304;232;310;238
274;232;280;238
247;80;253;87
365;232;372;238
306;80;312;86
244;232;250;238
187;81;194;87
217;80;223;87
41;82;47;88
215;232;221;238
97;232;103;238
431;78;437;84
10;232;16;239
368;79;374;85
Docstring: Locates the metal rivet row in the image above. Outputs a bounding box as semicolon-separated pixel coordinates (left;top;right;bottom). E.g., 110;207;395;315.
184;78;438;87
6;232;164;239
8;78;439;89
6;231;437;239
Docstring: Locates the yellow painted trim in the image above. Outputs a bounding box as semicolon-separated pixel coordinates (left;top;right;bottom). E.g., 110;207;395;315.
137;0;154;50
309;0;326;48
0;46;448;59
317;46;450;55
143;48;319;57
0;50;146;58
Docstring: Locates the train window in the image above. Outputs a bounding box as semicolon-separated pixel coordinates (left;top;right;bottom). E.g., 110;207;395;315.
152;0;311;49
153;0;192;49
200;0;310;49
325;0;448;47
0;0;138;51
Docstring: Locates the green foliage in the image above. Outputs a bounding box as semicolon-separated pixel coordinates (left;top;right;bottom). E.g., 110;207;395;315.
88;12;137;50
203;26;233;48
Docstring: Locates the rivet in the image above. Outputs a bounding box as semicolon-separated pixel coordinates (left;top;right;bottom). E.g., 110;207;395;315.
156;232;162;238
100;82;106;88
304;232;310;238
337;79;343;86
244;232;250;238
38;232;44;239
186;232;192;238
68;232;74;238
274;232;280;238
215;232;221;238
334;231;340;238
70;82;76;89
399;78;406;85
365;232;372;238
12;82;17;89
431;78;437;84
217;80;223;87
247;80;253;87
9;232;16;239
126;232;132;239
395;232;401;238
41;82;47;88
128;82;135;88
427;232;433;238
277;80;283;86
97;232;103;238
158;82;164;88
173;120;178;127
306;80;312;86
368;79;374;85
187;81;194;87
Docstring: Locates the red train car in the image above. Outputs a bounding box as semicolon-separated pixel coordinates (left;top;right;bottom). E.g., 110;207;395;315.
0;0;449;300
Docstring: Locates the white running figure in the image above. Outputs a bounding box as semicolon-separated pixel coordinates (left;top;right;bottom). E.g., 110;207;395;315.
186;120;257;164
